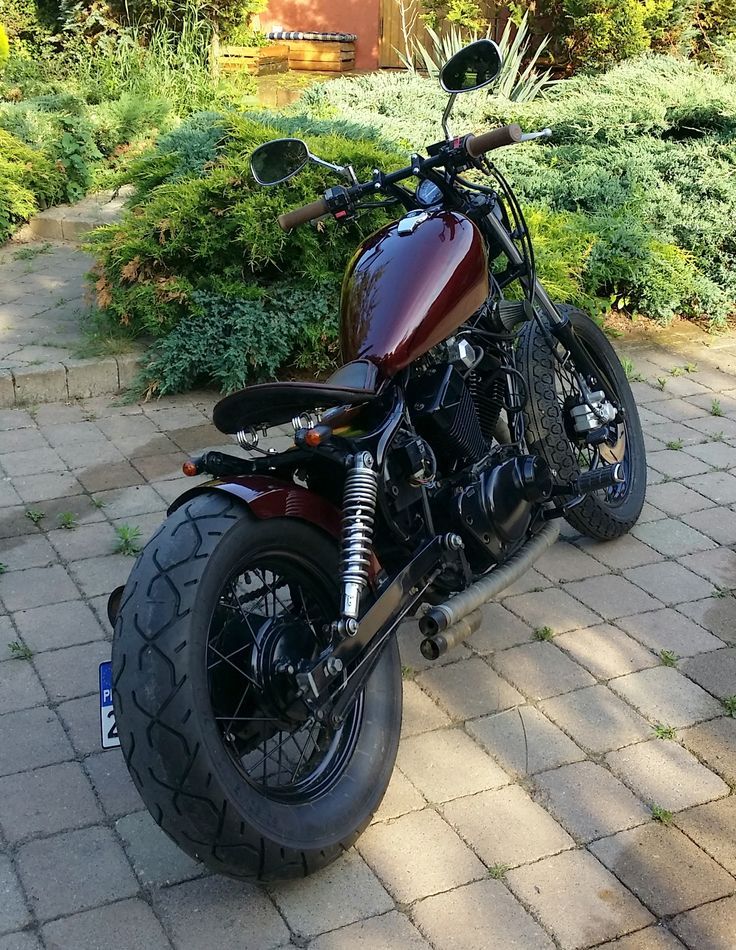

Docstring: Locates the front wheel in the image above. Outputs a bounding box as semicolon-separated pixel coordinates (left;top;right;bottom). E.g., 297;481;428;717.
518;305;647;540
112;493;402;880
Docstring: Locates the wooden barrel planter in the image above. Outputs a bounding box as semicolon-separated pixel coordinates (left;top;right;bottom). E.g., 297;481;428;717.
218;43;289;76
267;31;356;72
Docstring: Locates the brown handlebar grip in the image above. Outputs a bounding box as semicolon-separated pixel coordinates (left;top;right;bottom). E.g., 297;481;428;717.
466;124;524;158
278;197;330;232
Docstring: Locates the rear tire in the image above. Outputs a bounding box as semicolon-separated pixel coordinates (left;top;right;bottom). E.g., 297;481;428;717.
518;305;647;540
112;492;402;880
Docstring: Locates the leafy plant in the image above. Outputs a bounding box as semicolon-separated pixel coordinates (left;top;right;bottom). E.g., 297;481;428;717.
711;398;724;417
24;507;44;525
651;803;673;823
8;640;32;660
666;439;684;450
660;649;679;667
0;562;7;574
114;523;142;556
723;695;736;717
656;377;667;391
57;511;78;529
621;357;643;380
533;625;555;641
488;863;510;879
652;723;677;739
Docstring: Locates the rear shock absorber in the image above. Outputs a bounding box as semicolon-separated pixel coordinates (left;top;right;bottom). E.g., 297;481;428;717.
339;452;378;636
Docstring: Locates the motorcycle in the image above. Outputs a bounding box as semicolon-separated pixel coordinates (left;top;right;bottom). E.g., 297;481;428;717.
110;39;646;880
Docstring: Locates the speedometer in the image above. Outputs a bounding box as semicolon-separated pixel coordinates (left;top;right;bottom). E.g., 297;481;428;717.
415;179;443;207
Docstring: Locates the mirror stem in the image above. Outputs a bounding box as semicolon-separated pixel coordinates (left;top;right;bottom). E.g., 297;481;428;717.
442;94;456;140
309;154;358;183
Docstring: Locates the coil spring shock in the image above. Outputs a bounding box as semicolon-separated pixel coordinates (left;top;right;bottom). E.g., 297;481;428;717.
339;452;378;634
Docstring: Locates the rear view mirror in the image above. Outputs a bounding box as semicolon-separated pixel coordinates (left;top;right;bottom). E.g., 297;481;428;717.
440;39;504;94
251;138;309;186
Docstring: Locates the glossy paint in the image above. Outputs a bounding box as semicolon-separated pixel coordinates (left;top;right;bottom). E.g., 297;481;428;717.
340;211;488;376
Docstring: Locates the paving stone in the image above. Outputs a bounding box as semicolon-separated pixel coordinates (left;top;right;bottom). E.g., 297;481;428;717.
677;596;736;643
75;460;143;494
357;809;485;904
675;795;736;875
467;706;584;777
647;450;710;478
397;729;509;803
684;439;736;467
16;826;138;921
0;564;78;611
0;857;30;937
398;622;470;673
576;534;663;570
132;451;188;481
67;554;131;598
492;641;596;700
442;785;574;867
670;894;736;950
34;404;86;426
500;567;551;597
555;624;658;680
607;739;728;812
400;681;451;737
0;448;65;477
609;667;723;727
91;484;166;518
0;660;44;713
0;933;42;950
535;542;607;583
646;481;715;516
541;685;652;753
416;657;522;721
534;761;651;842
169;422;222;452
0;409;34;431
84;750;142;819
143;405;207;430
681;647;736;700
0;706;73;776
565;575;661;621
503;588;600;633
617;609;724;657
597;928;684;950
54;438;126;469
464;602;533;654
645;397;707;423
0;487;23;512
56;695;102;756
12;600;105;652
270;851;392;938
46;521;118;561
156;876;288;950
116;811;203;886
0;509;41;541
309;911;431;950
0;762;102;844
0;534;56;573
96;414;159;442
41;421;107;447
37;495;107;529
683;470;736;505
0;615;16;656
0;428;46;454
687;415;736;439
682;505;736;545
412;878;554;950
42;898;171;950
631;519;717;557
681;717;736;785
590;823;735;917
372;768;425;822
33;640;110;702
678;547;736;589
12;472;83;504
507;849;653;950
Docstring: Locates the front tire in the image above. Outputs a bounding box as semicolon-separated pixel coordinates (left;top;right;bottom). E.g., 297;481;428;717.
518;305;647;540
112;492;402;880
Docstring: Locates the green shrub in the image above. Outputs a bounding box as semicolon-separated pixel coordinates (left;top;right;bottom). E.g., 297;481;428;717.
0;126;64;239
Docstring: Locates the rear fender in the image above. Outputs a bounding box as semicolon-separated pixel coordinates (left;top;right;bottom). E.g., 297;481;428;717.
167;474;343;541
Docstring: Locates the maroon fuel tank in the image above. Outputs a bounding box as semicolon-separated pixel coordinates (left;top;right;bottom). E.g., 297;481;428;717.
340;211;488;376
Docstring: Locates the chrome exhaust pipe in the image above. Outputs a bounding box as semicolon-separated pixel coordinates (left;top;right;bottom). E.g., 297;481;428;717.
419;521;560;642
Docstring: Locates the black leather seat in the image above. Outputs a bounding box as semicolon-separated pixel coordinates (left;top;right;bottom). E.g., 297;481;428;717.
212;360;382;434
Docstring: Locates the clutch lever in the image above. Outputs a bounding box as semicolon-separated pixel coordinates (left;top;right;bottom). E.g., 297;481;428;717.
520;128;552;143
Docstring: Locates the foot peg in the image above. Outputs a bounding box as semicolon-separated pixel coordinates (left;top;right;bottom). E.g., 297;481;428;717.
574;462;625;494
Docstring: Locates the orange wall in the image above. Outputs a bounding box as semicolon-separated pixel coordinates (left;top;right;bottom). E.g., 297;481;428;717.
260;0;380;71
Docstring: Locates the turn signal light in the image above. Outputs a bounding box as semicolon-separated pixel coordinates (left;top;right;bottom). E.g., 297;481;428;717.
182;460;199;476
304;424;331;447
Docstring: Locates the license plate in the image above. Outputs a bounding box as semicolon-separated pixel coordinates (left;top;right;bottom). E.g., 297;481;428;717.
99;661;120;750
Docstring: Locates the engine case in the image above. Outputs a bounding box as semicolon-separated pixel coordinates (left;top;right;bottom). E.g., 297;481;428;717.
409;365;488;466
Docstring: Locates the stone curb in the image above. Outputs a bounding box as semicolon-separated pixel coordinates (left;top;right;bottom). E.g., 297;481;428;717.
0;352;143;407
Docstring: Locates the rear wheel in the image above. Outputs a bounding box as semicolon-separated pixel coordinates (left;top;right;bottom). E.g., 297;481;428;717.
518;305;647;540
112;492;402;880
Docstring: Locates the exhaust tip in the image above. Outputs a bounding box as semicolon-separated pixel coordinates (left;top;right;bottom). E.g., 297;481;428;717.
420;637;442;661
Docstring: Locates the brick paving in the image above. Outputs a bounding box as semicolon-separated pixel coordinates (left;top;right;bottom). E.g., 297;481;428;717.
0;334;736;949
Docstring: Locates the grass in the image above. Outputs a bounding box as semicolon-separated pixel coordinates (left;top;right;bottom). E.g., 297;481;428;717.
0;562;6;574
713;585;730;599
533;626;555;641
665;439;684;450
651;803;673;824
24;508;44;525
8;640;33;660
57;512;78;530
670;366;683;376
401;665;415;680
488;863;510;879
656;377;667;391
12;242;52;261
114;523;142;556
708;431;725;442
91;497;107;509
723;695;736;717
711;399;723;417
652;723;677;740
621;357;643;382
660;649;679;667
684;363;698;373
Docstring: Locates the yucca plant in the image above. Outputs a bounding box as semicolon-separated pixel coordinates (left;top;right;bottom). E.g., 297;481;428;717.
397;12;554;103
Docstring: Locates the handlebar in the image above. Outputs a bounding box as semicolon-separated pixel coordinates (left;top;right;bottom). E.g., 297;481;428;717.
465;124;523;158
277;123;540;231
